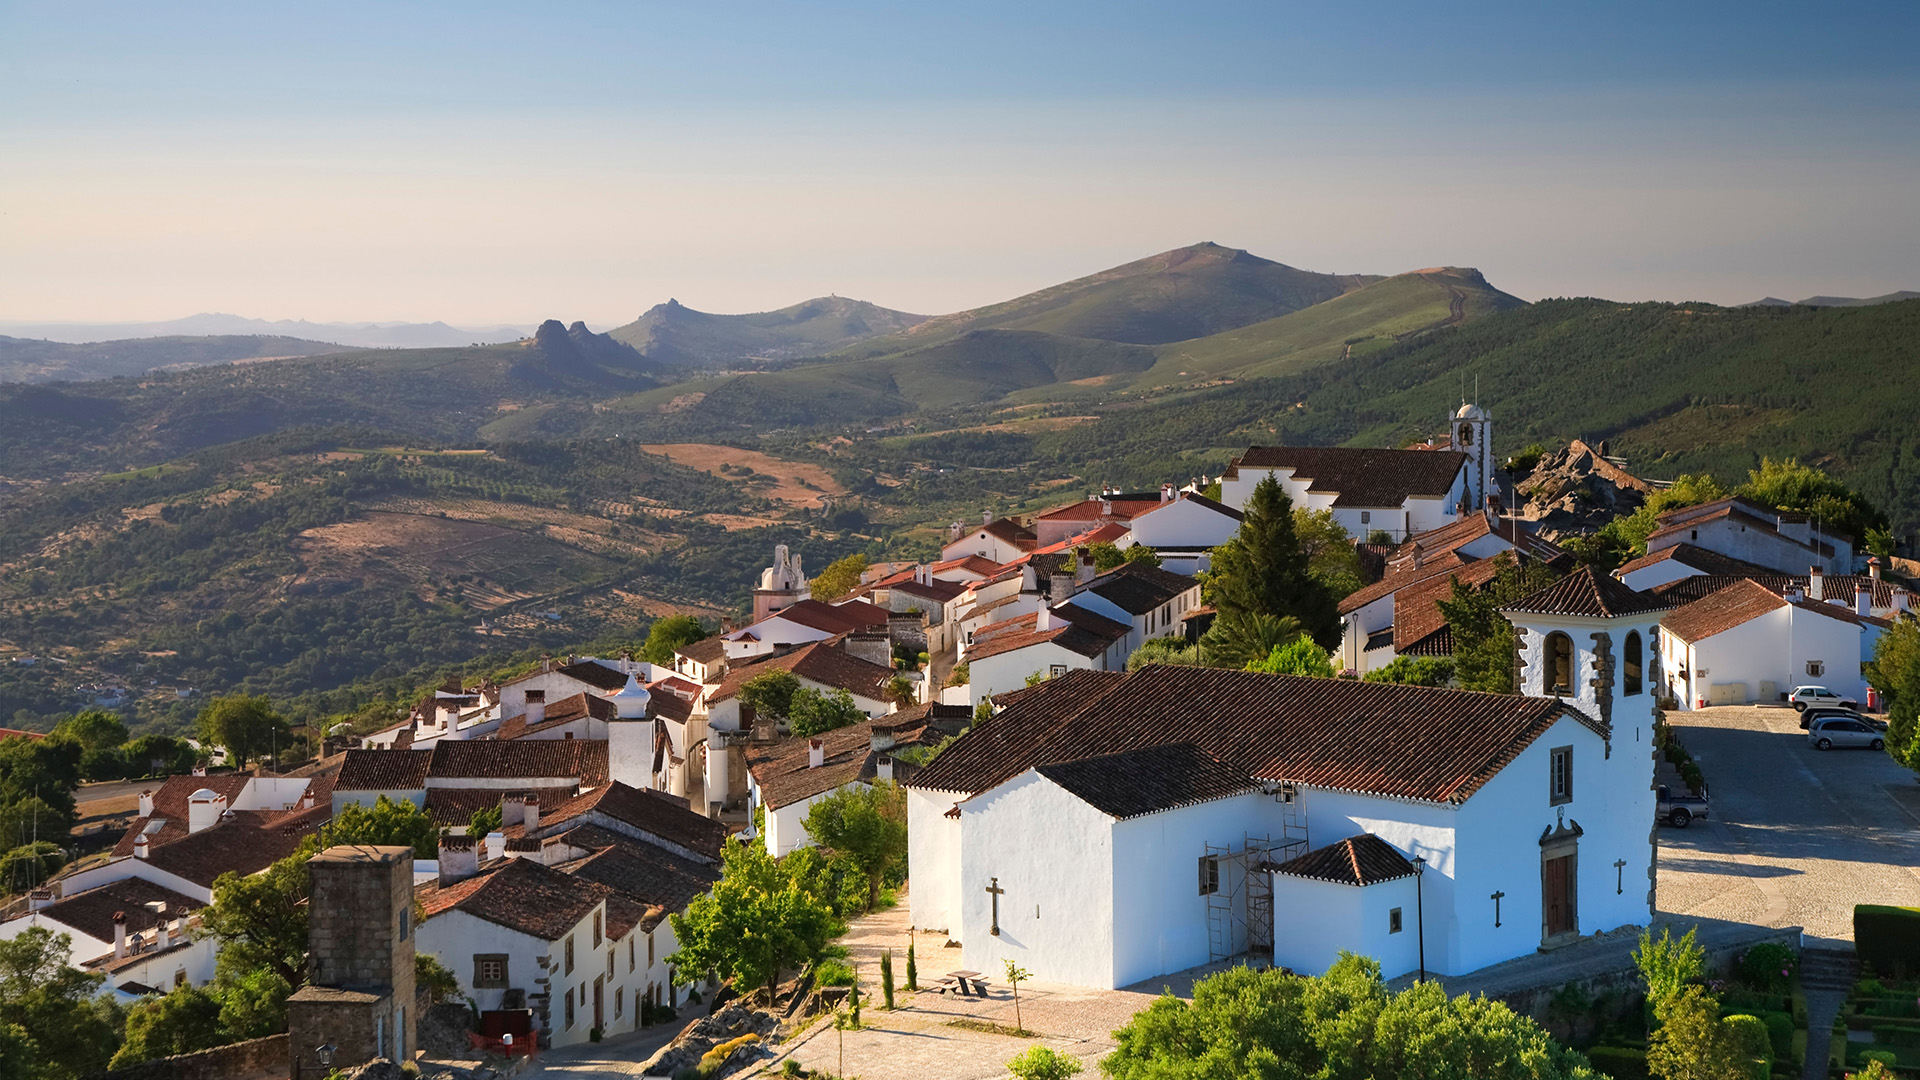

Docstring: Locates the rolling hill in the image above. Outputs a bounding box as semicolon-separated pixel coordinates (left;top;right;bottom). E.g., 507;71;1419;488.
0;333;348;383
608;295;928;370
1741;290;1920;308
0;313;532;349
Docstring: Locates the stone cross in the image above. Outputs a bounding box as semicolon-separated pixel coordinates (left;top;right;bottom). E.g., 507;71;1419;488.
1490;890;1505;928
986;877;1005;936
1615;858;1628;895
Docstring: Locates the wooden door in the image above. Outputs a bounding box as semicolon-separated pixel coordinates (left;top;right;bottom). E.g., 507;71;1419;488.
593;977;604;1030
1544;855;1574;936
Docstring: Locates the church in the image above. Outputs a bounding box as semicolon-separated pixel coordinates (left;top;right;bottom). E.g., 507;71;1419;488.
905;602;1658;989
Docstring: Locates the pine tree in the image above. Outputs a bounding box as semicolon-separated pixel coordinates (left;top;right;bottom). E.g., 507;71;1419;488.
1204;477;1339;648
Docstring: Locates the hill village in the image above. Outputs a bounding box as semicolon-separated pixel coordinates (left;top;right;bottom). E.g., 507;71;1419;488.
4;404;1917;1080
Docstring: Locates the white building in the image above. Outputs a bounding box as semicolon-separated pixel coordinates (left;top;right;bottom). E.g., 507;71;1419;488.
743;706;962;856
0;878;216;1000
1121;493;1243;574
942;515;1038;565
1657;578;1878;708
1217;446;1471;544
962;604;1132;705
1643;497;1854;576
752;544;811;623
905;663;1652;990
1060;561;1203;655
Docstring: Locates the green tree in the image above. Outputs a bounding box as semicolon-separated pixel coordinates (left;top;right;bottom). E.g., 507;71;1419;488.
905;941;917;991
1005;960;1031;1034
1565;473;1729;570
0;1023;37;1080
50;711;127;753
1646;986;1751;1080
1736;457;1888;547
0;841;66;890
1204;478;1340;648
802;783;908;911
0;927;122;1080
884;675;917;707
880;949;895;1009
1200;611;1306;670
1634;926;1706;1013
468;803;504;840
1437;553;1562;693
1246;636;1335;678
322;793;438;859
1123;544;1163;569
0;735;82;837
1008;1045;1084;1080
1292;507;1365;599
1363;656;1457;686
810;553;869;603
199;836;321;989
1087;542;1128;573
1125;637;1205;670
210;964;291;1041
109;986;224;1068
416;954;461;1005
195;695;290;769
788;687;866;738
667;841;846;1000
1866;616;1920;773
739;669;803;726
642;615;711;666
121;734;197;778
0;797;70;856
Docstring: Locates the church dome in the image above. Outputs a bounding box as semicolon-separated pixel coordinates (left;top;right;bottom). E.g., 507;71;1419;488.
613;671;652;719
1455;403;1486;421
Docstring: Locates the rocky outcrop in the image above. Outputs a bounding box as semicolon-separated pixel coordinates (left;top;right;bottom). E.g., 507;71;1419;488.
1514;440;1652;541
638;1001;780;1077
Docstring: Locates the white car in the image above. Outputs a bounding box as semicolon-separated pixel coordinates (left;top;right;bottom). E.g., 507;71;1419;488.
1789;685;1858;712
1808;716;1884;752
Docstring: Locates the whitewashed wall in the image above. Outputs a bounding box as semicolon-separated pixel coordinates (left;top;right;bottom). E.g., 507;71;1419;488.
53;854;215;904
967;641;1097;705
1294;789;1460;972
1126;500;1241;552
1269;872;1420;979
908;788;966;935
1109;791;1267;989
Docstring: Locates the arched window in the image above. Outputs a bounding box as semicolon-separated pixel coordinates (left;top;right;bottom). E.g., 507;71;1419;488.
1545;632;1574;696
1624;631;1644;696
1458;425;1473;447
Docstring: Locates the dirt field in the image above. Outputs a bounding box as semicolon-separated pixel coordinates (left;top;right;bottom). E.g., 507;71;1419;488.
291;510;618;610
640;443;845;507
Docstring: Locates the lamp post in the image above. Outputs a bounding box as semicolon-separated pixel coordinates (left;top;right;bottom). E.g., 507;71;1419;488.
1412;855;1427;984
295;1041;337;1080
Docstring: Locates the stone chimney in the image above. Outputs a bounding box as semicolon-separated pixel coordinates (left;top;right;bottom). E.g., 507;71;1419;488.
870;724;896;753
875;755;893;783
484;831;505;861
438;834;479;886
523;795;540;834
187;789;226;835
1075;547;1094;585
1870;556;1884;581
133;833;150;860
1049;569;1074;605
524;689;546;726
845;632;891;668
808;738;825;769
1895;588;1911;615
1161;483;1174;502
1857;582;1873;618
1809;565;1824;602
137;790;154;817
112;912;128;959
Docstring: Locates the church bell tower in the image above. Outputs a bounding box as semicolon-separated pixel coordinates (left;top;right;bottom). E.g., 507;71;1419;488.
1451;403;1493;511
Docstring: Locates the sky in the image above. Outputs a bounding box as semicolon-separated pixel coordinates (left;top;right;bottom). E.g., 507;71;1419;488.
2;1;1916;326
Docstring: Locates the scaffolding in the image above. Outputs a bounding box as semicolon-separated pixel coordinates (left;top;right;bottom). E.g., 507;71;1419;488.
1204;784;1310;964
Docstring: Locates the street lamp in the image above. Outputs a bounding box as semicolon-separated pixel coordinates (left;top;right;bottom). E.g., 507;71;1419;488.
1411;855;1427;984
315;1044;336;1068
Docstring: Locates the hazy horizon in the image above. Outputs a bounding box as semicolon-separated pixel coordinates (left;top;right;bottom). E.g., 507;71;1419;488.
3;1;1916;326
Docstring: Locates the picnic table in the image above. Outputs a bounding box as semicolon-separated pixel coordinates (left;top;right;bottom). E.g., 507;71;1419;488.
937;970;991;996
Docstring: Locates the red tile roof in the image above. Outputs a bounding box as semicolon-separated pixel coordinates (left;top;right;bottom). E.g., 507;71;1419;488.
965;606;1131;661
760;599;891;636
1034;743;1258;820
908;665;1597;806
426;739;609;785
141;803;331;887
1390;559;1503;652
335;749;434;791
1077;561;1197;616
931;555;1005;578
1616;542;1780;580
705;639;897;704
418;856;608;941
512;781;729;859
1037;497;1164;523
1226;447;1467;507
1502;565;1673;619
1273;834;1419;887
1660;579;1786;643
744;715;940;810
423;786;576;827
554;839;721;935
31;878;204;945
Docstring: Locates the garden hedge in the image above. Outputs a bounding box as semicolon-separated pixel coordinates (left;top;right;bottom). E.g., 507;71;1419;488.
1856;905;1920;977
1586;1046;1650;1080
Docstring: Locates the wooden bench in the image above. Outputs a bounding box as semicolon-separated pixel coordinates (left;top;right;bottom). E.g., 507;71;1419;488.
962;977;991;996
927;976;960;994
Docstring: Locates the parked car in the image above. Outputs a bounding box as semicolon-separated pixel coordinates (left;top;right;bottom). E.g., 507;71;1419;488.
1657;784;1710;828
1790;685;1858;712
1808;716;1884;751
1799;706;1881;731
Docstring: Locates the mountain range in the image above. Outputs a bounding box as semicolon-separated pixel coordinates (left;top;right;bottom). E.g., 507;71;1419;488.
0;313;532;350
1740;291;1920;308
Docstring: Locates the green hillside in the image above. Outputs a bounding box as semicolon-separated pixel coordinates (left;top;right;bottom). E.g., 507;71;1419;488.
607;295;927;369
0;333;346;383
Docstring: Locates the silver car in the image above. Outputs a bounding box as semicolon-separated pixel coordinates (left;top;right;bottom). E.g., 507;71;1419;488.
1808;716;1885;752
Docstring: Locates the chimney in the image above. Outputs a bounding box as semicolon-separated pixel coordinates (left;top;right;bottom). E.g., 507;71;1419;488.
948;521;964;543
187;790;226;834
1784;585;1805;603
28;888;54;911
112;912;128;959
163;915;179;949
503;838;540;861
1035;607;1058;632
1809;565;1824;601
1857;582;1872;618
982;511;993;527
133;833;150;860
137;790;154;817
1161;483;1174;503
1896;588;1911;615
1075;547;1094;585
808;738;825;769
1049;570;1074;605
1870;557;1884;581
523;795;540;835
438;834;480;886
484;830;506;861
191;764;206;777
525;689;546;726
1101;498;1113;516
876;755;893;783
1410;546;1423;569
870;725;896;753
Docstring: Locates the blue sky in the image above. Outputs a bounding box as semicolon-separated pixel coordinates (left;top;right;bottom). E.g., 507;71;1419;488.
2;1;1915;324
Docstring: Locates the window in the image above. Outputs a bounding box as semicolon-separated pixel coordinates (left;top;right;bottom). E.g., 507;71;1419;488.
1624;632;1643;696
1550;746;1574;806
1361;510;1372;525
628;937;635;973
1545;633;1574;695
173;968;187;988
1807;660;1825;677
474;955;509;989
1458;425;1473;447
565;937;575;975
1198;856;1220;896
399;908;410;939
1389;908;1403;934
616;987;624;1019
1049;664;1067;679
565;988;575;1029
593;911;603;947
607;949;615;981
648;931;656;968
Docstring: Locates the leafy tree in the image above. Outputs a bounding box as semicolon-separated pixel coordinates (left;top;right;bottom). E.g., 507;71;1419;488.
468;803;504;840
802;783;908;911
199;836;322;989
50;710;127;752
945;662;970;688
1009;1045;1083;1079
1123;544;1163;569
121;734;197;777
642;615;711;666
667;841;846;999
1200;611;1306;670
1292;507;1365;599
1564;473;1729;570
1634;926;1706;1012
1866;527;1895;559
739;669;803;725
0;735;82;836
210;964;291;1040
322;793;438;859
1736;457;1887;547
1646;986;1751;1080
1204;478;1340;648
1087;542;1127;573
1363;656;1457;687
0;796;69;855
1437;553;1562;693
416;954;461;1005
788;687;866;737
1126;637;1206;670
195;695;290;768
0;841;66;890
1246;636;1335;678
0;927;123;1080
810;553;869;603
1867;616;1920;773
884;675;917;706
0;1023;37;1080
109;987;224;1068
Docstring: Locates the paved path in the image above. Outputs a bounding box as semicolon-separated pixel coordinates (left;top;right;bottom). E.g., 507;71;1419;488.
512;1010;698;1080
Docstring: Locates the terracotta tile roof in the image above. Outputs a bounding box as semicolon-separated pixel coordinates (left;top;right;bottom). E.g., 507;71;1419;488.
908;665;1595;806
512;781;729;859
965;605;1131;662
979;518;1038;548
335;749;434;791
1388;512;1568;574
1130;492;1243;523
759;599;891;637
555;840;722;935
1647;497;1839;556
1273;834;1419;887
1502;565;1673;619
1390;559;1503;653
423;786;575;827
1078;561;1197;616
1226;447;1467;507
0;728;46;740
675;637;727;665
1616;542;1779;580
959;594;1020;624
1027;522;1132;555
557;659;632;692
31;878;203;945
648;688;694;723
427;739;609;785
498;692;616;738
893;577;968;605
142;803;330;887
111;774;257;856
1338;550;1478;615
418;856;608;941
744;715;939;810
931;555;1004;578
1037;497;1164;523
982;668;1127;711
1035;743;1257;820
1660;579;1786;643
706;640;896;704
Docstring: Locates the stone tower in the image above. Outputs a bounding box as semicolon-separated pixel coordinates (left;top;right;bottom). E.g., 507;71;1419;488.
1450;403;1494;511
751;543;811;622
608;670;656;791
288;845;418;1069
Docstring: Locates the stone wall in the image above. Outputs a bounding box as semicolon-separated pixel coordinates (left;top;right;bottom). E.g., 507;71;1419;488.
89;1033;287;1080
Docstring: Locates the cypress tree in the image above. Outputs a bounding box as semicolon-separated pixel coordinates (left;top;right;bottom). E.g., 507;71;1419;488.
906;941;918;991
881;949;896;1009
1205;477;1340;648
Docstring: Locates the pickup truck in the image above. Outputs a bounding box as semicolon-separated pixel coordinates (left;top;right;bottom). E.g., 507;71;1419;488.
1657;784;1710;828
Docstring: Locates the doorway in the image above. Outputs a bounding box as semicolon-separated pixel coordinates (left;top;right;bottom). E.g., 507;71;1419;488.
1540;821;1581;947
593;977;604;1031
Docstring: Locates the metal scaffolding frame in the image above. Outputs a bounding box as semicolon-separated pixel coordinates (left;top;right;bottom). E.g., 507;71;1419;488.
1204;784;1309;964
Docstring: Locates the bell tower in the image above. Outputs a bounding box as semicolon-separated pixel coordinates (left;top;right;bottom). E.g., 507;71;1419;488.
1451;403;1493;511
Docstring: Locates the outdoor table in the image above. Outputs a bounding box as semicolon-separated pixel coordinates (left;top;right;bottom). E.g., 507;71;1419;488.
947;970;982;996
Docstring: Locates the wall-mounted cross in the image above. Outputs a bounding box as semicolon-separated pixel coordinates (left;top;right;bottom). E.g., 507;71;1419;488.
1491;891;1506;928
986;877;1005;937
1615;859;1628;895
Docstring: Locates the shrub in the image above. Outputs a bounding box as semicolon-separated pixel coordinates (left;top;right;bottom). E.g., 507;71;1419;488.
1585;1045;1650;1080
815;960;856;987
1862;1049;1899;1070
1007;1045;1084;1080
1723;1014;1771;1065
1739;943;1796;993
1758;1010;1793;1059
1856;906;1920;978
